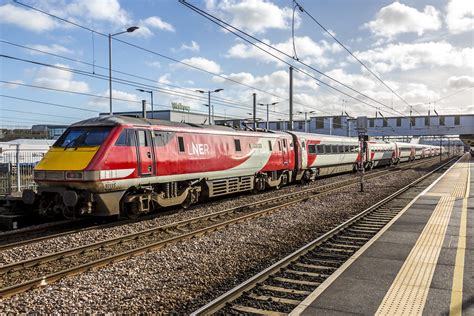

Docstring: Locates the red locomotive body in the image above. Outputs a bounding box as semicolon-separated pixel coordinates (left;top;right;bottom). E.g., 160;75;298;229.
26;116;295;217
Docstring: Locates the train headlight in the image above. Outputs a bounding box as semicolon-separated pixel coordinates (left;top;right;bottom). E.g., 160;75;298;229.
65;171;83;180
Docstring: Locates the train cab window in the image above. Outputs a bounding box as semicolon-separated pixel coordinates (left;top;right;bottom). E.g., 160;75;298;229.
178;136;185;152
234;139;242;152
308;144;316;154
54;126;112;148
268;140;272;151
317;145;324;154
115;129;128;146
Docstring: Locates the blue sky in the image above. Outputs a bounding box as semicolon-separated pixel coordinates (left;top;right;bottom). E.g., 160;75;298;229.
0;0;473;127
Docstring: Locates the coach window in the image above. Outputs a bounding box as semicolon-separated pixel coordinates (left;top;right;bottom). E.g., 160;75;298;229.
338;145;344;153
268;140;272;151
308;144;316;154
234;139;242;152
317;145;324;154
178;136;185;152
283;139;287;148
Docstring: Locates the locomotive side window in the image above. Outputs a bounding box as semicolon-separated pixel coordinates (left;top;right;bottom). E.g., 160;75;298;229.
234;139;241;152
115;129;135;146
115;129;128;146
268;140;272;151
178;136;185;152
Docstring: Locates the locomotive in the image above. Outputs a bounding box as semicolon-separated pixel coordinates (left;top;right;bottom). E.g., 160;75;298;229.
22;116;441;218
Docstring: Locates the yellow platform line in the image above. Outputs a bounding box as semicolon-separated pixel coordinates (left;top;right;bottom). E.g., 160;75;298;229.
449;159;470;316
376;196;456;315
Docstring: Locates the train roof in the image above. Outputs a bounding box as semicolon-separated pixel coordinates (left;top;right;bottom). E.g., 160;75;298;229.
71;115;290;137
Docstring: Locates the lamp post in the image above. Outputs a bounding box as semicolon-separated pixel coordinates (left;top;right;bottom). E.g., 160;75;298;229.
297;110;315;133
196;88;223;125
109;26;139;115
136;89;154;118
258;102;278;131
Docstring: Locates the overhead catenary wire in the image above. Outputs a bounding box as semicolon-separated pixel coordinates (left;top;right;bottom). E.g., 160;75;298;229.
293;0;419;114
1;54;287;119
179;0;408;119
10;0;347;121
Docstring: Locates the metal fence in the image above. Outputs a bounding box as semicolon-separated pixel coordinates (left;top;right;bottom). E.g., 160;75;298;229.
0;144;48;196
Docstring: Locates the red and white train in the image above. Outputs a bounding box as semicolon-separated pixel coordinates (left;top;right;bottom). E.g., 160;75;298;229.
23;116;442;217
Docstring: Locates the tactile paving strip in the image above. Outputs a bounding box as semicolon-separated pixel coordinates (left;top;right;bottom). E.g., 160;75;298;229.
376;195;456;315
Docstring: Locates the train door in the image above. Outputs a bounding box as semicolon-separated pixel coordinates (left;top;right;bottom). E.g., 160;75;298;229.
136;129;155;176
300;138;307;169
282;138;289;165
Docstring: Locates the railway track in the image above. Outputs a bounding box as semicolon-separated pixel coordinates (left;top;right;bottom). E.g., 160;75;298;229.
0;156;442;251
190;156;459;315
0;156;449;299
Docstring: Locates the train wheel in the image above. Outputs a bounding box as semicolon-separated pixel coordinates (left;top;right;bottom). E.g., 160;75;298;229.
124;200;140;219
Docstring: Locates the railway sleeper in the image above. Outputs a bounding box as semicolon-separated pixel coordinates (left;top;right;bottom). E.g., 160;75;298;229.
247;293;301;306
230;304;287;316
259;284;311;296
254;288;307;301
271;276;321;287
330;237;367;246
294;262;337;272
301;257;342;268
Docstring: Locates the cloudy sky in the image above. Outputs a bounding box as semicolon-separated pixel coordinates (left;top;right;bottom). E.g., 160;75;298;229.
0;0;473;127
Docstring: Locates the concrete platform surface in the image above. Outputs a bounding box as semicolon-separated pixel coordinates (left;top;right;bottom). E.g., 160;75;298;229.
291;155;473;316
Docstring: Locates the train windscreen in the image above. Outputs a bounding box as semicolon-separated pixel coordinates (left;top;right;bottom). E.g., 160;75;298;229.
53;127;113;148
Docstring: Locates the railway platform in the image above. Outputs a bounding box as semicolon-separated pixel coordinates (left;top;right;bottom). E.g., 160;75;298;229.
291;154;472;315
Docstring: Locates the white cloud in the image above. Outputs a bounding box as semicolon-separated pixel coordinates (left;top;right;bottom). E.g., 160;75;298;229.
158;74;172;85
0;80;25;89
34;64;89;93
89;89;139;109
402;83;439;101
178;57;222;74
227;36;336;67
446;0;474;34
365;2;441;38
134;16;175;38
355;42;474;73
65;0;131;25
27;44;73;55
206;0;300;34
173;41;200;52
448;76;474;89
142;16;175;32
0;4;57;32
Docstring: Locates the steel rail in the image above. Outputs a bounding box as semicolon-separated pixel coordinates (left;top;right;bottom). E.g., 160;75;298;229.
191;156;459;315
0;156;437;251
0;156;446;298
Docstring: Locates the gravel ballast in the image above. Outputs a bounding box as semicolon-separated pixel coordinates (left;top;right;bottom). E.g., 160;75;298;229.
0;163;442;313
